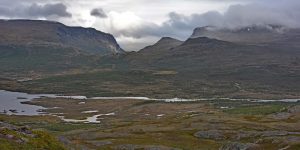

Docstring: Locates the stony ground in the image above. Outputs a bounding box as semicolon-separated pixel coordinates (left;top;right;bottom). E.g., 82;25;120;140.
1;98;299;149
0;121;65;149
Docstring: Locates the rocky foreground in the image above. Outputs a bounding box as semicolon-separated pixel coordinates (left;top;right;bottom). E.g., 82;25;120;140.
0;121;65;149
1;97;297;149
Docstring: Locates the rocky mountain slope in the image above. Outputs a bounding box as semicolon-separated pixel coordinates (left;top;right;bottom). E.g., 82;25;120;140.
0;20;124;78
0;20;124;55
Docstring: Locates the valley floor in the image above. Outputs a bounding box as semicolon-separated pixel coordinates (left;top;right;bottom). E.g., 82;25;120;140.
1;97;300;150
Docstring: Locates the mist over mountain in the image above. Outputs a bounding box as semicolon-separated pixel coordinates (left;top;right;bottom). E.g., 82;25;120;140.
101;0;300;50
190;25;300;46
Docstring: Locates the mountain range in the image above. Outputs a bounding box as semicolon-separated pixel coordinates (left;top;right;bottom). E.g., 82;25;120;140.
0;20;299;99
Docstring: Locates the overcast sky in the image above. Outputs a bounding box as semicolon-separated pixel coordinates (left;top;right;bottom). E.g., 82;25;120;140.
0;0;299;51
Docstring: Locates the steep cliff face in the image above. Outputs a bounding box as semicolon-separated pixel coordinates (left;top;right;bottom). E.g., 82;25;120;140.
0;19;125;77
0;19;124;55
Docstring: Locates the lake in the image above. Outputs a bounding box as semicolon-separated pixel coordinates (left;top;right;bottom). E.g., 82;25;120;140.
0;90;52;115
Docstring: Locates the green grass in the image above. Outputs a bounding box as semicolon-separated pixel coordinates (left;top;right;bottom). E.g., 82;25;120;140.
19;70;172;97
0;45;102;78
38;123;98;132
0;128;66;150
98;130;220;150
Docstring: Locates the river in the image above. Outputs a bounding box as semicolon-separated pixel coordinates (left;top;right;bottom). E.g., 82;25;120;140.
0;90;299;116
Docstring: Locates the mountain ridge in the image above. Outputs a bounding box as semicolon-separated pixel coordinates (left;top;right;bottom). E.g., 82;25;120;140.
138;37;183;53
189;25;298;45
0;19;125;55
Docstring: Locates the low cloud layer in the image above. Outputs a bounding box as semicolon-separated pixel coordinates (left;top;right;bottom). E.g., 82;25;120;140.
167;0;300;29
0;3;71;19
108;0;300;43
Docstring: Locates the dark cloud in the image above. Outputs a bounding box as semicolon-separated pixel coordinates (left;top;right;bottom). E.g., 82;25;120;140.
90;8;107;18
28;3;72;18
0;6;10;17
0;3;72;19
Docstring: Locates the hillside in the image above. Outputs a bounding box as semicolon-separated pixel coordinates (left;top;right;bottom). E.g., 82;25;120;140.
122;29;300;98
0;20;125;78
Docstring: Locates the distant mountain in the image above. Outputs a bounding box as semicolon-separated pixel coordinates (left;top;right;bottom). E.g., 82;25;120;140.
0;19;124;55
125;37;183;65
190;25;300;46
139;37;183;53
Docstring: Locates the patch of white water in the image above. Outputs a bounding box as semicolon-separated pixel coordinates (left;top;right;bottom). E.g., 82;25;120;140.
220;106;230;109
157;114;165;117
81;110;98;113
91;97;150;100
56;112;115;123
252;99;300;103
47;95;87;99
157;98;200;102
